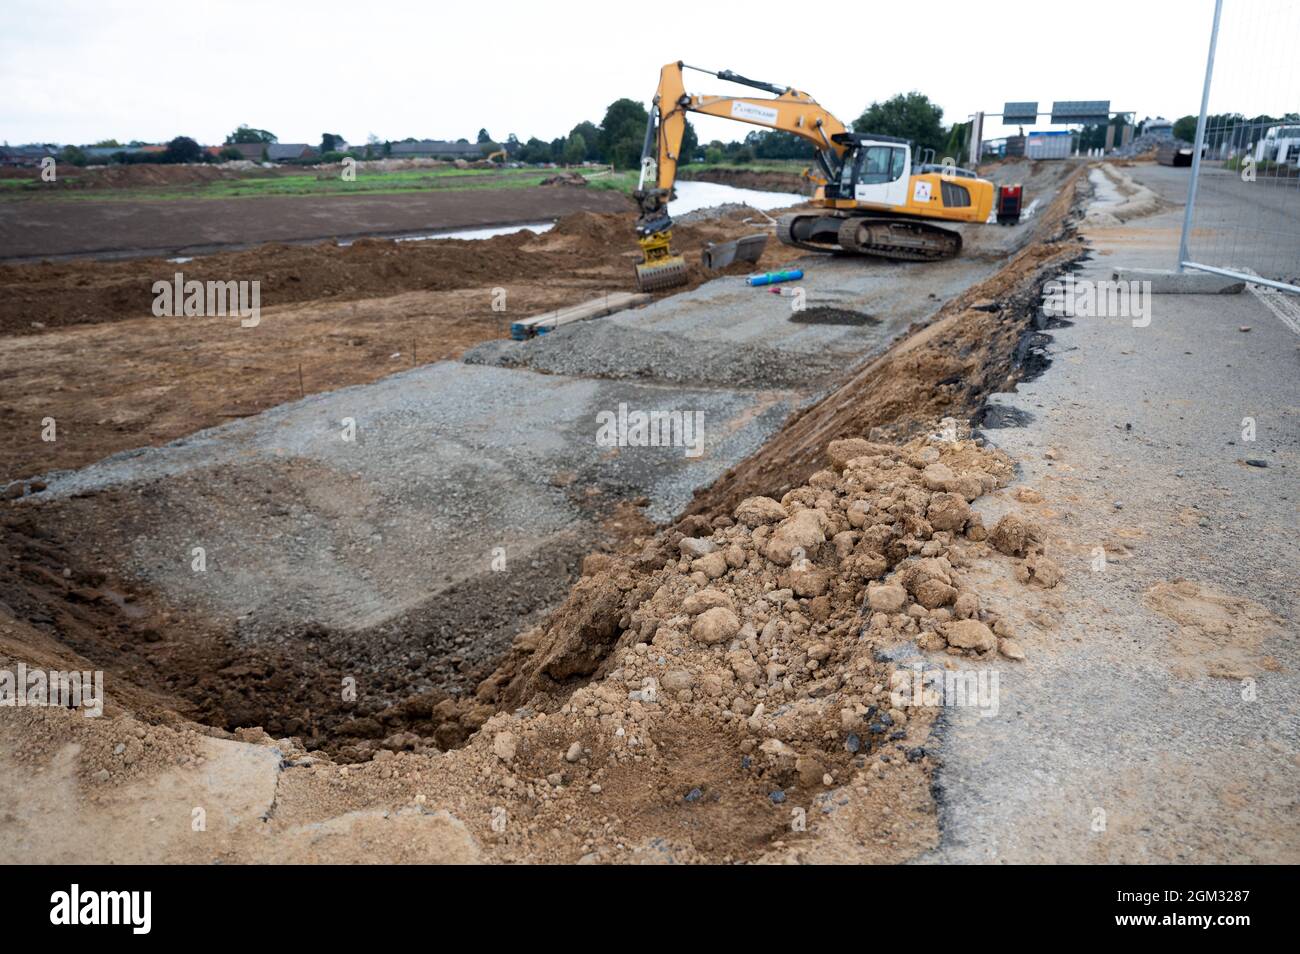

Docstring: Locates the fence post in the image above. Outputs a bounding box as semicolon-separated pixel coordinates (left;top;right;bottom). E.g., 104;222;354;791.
1178;0;1223;273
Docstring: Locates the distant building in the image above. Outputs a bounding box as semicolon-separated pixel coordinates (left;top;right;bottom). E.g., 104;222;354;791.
389;140;492;160
265;143;320;162
1025;130;1073;159
0;144;55;166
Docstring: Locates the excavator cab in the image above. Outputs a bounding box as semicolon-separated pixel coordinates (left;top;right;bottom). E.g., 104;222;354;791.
824;134;913;208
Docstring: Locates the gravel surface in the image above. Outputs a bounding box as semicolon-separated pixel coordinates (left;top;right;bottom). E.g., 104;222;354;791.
464;317;859;389
24;360;796;707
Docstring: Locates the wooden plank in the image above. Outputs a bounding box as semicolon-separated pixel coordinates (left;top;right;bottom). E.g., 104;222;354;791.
511;292;652;339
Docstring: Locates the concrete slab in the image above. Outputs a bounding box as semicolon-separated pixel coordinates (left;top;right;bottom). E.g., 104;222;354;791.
1111;266;1245;294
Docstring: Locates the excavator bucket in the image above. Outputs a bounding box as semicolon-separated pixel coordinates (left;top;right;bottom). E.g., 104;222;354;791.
635;255;688;292
634;231;688;292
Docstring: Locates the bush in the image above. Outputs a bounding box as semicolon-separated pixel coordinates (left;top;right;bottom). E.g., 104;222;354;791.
704;147;724;164
161;136;204;164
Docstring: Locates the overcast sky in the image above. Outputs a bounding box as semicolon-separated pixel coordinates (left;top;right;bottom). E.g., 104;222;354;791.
2;0;1295;148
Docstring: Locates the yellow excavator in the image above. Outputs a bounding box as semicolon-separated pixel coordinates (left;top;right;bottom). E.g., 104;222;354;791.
633;61;998;291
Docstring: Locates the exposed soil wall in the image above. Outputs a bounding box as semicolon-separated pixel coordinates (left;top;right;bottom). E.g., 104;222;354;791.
679;167;809;194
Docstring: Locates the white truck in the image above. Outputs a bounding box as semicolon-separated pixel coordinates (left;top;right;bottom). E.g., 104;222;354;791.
1253;124;1300;167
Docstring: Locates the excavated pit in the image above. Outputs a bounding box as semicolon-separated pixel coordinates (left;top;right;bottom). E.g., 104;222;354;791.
788;307;879;326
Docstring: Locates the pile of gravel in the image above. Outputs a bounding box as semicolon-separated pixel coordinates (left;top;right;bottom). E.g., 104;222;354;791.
674;202;766;225
463;320;852;390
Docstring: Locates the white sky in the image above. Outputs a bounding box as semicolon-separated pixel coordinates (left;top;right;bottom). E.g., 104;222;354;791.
2;0;1295;148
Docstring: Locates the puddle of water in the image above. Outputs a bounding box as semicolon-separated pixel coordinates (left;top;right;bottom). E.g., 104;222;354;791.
337;222;554;247
397;222;555;242
668;180;804;216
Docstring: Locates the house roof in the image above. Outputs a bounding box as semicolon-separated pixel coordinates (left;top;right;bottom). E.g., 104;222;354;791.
83;145;150;159
0;145;54;158
265;143;318;160
390;140;485;157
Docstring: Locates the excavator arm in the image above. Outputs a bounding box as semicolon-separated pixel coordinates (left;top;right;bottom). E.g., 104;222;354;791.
632;62;851;290
636;62;849;231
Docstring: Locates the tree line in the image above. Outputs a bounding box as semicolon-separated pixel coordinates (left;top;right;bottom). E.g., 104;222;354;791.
47;91;955;170
65;90;1279;172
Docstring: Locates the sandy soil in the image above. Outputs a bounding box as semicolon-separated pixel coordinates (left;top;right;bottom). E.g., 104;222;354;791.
1;431;1060;863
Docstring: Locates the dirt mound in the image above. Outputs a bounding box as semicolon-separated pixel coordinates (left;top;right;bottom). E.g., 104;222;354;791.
544;209;632;247
0;208;788;336
540;172;587;187
64;163;256;189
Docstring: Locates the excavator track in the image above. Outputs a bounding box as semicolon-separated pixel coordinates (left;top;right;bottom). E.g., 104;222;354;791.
776;213;839;254
776;213;962;261
836;216;962;261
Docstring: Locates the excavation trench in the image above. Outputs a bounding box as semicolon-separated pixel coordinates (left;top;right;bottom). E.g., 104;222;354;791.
2;166;1089;764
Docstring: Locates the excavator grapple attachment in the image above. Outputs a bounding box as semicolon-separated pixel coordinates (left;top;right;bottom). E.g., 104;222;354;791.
635;230;688;292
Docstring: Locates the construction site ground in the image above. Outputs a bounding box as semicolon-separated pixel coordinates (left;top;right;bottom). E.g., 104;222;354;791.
1;158;1293;864
0;181;631;262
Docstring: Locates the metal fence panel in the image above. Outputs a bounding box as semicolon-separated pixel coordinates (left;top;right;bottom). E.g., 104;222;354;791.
1179;0;1300;293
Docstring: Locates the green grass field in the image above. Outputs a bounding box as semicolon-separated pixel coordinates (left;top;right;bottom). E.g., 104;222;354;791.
0;166;641;203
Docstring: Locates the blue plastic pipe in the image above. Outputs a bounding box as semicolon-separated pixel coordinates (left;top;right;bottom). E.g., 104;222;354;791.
747;269;804;287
